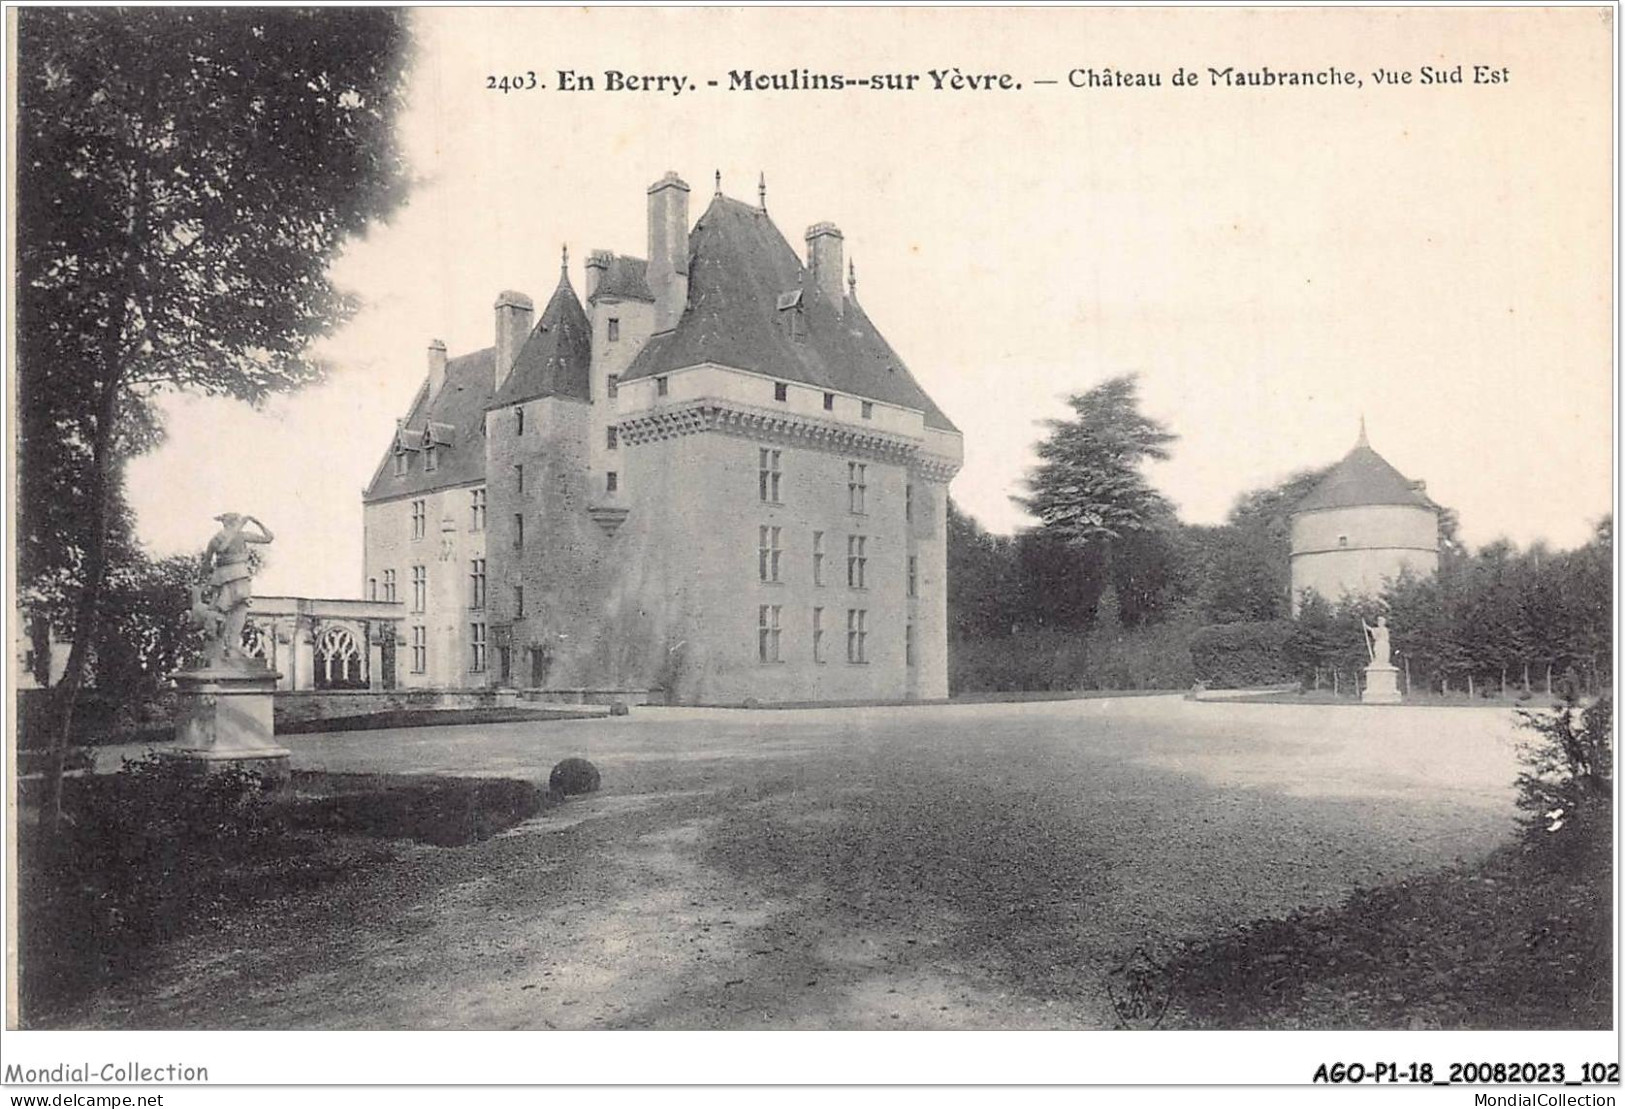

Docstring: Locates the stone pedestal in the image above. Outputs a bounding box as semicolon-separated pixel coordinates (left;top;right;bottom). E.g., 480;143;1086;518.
165;665;291;779
1362;664;1402;705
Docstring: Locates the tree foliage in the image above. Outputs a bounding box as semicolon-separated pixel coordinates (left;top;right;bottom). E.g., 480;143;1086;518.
1016;374;1177;548
17;8;415;826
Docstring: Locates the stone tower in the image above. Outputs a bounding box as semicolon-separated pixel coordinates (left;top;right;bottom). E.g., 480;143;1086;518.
1288;423;1439;613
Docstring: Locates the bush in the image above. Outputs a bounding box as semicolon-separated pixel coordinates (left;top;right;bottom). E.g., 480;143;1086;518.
1188;621;1295;689
550;757;601;797
18;753;276;1015
1515;693;1612;872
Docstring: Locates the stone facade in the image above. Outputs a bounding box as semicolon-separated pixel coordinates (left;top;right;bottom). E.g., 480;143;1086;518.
1288;427;1439;612
363;173;962;703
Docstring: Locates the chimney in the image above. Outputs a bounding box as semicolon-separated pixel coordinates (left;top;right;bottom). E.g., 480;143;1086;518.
493;290;534;390
585;250;612;299
647;171;690;332
427;339;447;399
805;222;845;313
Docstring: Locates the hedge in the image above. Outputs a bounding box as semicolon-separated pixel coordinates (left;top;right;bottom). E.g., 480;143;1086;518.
1188;620;1296;689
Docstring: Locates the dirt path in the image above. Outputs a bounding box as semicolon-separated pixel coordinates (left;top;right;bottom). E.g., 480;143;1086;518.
62;697;1525;1029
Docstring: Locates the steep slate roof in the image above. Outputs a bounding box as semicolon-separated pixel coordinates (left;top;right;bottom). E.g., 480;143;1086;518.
1294;435;1435;513
589;253;654;303
363;349;493;502
622;195;958;433
492;272;592;406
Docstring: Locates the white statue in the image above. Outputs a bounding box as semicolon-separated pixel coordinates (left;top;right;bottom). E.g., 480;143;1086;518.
196;512;274;666
1362;615;1392;668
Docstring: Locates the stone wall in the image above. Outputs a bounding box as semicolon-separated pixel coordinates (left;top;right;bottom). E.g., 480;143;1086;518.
272;688;510;727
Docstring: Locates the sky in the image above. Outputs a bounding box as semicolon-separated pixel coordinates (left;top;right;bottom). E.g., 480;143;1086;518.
122;7;1614;599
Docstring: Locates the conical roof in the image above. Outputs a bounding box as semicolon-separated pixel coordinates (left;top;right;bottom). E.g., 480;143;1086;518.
1294;427;1434;513
492;269;592;406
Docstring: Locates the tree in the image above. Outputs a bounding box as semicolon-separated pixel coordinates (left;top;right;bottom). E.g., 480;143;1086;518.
18;8;414;828
1015;375;1177;549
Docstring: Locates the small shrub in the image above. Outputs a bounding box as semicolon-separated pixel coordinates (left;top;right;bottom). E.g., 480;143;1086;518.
1515;692;1613;872
550;757;601;797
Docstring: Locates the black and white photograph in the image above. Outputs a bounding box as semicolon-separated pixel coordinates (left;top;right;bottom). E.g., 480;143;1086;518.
4;2;1617;1098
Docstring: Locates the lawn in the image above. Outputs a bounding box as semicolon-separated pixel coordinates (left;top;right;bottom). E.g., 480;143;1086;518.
19;696;1602;1030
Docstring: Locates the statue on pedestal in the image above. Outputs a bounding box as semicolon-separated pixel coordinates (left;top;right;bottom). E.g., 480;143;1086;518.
195;512;274;667
1362;615;1391;667
169;511;289;778
1360;614;1401;704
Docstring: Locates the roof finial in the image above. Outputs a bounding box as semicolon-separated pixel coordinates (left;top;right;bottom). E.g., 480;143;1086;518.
714;169;722;197
758;171;767;212
1356;414;1369;448
561;243;569;274
847;257;857;299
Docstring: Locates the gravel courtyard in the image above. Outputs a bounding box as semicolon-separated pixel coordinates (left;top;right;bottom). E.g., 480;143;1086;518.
69;695;1526;1030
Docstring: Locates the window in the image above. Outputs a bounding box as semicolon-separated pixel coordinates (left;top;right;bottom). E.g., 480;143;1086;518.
847;534;867;589
514;584;525;618
656;376;668;397
608;318;621;342
861;401;874;420
471;488;487;531
515;405;525;435
411;499;426;540
368;577;378;602
607;374;619;399
758;604;782;663
606;471;619;494
758;525;782;583
606;426;618;450
382;569;397;602
813;607;825;663
905;483;914;523
812;531;825;586
470;623;487;672
846;609;868;663
774;381;788;402
515;464;524;493
469;559;486;609
411;626;427;673
906;623;915;667
907;556;918;599
758;448;782;503
424;445;438;472
513;514;524;549
1338;535;1349;547
848;462;867;514
823;392;835;411
411;565;427;613
394;452;408;476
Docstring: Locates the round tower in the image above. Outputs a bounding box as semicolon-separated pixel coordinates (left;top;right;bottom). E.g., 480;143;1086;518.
1288;423;1439;613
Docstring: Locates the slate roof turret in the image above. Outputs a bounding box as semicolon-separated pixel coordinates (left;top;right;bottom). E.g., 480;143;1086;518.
492;270;593;406
1294;430;1436;513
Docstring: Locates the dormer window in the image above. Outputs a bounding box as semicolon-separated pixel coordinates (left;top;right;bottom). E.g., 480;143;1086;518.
776;289;807;342
424;445;438;472
393;451;408;476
